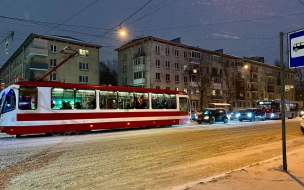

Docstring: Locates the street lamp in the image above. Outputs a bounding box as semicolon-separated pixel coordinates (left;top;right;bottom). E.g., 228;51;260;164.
193;68;197;74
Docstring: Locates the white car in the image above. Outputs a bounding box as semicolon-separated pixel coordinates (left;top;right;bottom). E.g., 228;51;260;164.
301;116;304;135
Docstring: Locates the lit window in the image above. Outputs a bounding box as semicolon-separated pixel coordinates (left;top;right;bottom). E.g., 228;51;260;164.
79;49;89;57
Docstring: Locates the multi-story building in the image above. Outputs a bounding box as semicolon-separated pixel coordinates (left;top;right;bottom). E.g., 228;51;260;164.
0;33;101;86
116;36;295;111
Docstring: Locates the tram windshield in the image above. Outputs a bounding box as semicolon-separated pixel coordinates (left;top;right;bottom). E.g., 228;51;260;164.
0;88;16;114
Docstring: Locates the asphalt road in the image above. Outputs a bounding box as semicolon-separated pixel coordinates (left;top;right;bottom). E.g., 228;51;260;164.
0;118;303;190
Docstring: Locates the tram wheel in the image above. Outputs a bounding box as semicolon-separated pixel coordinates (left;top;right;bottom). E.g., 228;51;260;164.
14;134;21;138
51;132;62;136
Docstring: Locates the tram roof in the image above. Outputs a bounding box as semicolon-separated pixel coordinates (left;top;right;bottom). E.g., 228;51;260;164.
13;81;188;95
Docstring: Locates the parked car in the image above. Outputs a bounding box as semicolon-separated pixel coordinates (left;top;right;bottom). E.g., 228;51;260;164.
299;108;304;117
229;110;243;120
301;115;304;135
239;108;266;122
197;108;228;124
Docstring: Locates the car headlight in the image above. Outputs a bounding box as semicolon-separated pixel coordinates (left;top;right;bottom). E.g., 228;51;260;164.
236;113;240;117
247;113;252;117
271;113;274;118
195;114;198;119
301;111;304;115
204;116;209;120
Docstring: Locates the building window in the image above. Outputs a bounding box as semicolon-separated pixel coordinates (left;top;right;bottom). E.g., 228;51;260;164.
166;87;170;90
122;53;127;60
50;59;57;67
138;47;143;54
123;64;127;72
174;62;179;70
165;61;170;68
175;75;179;82
51;45;57;53
122;77;127;85
155;45;160;54
175;87;179;91
79;62;88;70
184;51;188;58
156;59;160;67
166;74;170;81
175;49;179;57
134;71;145;79
50;72;56;81
79;75;88;83
79;49;89;57
156;73;160;80
184;76;188;83
166;48;170;55
190;51;201;58
156;86;160;89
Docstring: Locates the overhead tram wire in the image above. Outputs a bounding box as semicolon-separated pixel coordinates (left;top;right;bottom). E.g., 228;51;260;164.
89;0;153;43
126;0;177;26
44;0;100;35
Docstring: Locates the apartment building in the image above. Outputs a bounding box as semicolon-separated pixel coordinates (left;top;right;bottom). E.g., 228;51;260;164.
116;36;295;111
0;33;101;86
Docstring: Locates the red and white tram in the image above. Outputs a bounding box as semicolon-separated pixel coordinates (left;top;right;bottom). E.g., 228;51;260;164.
0;81;191;137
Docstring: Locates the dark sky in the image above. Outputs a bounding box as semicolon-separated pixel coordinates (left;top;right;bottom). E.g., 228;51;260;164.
1;0;304;67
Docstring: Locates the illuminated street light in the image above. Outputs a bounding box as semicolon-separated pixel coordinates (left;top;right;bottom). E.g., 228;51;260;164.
193;68;197;74
244;65;249;69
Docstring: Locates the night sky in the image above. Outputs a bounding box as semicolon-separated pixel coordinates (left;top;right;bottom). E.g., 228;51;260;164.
1;0;304;67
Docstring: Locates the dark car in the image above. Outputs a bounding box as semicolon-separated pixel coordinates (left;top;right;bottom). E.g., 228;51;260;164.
197;108;228;124
299;108;304;117
239;108;266;122
229;110;244;120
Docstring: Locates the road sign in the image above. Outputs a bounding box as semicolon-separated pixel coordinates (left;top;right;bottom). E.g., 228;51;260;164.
285;85;290;91
289;29;304;68
5;40;8;54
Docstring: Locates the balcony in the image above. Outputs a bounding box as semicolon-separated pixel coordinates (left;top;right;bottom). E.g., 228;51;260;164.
267;81;275;85
189;81;199;87
250;78;258;82
211;95;223;99
133;52;146;58
188;57;201;64
266;73;274;77
250;68;258;73
133;78;145;86
133;64;145;71
267;89;275;93
236;95;245;100
210;83;221;89
26;62;48;71
250;87;258;91
26;47;48;59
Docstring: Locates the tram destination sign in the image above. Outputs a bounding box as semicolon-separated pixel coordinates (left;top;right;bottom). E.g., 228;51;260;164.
289;29;304;68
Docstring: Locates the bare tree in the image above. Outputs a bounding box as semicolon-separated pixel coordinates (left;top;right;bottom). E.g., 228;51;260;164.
220;60;236;104
294;67;304;91
190;61;212;111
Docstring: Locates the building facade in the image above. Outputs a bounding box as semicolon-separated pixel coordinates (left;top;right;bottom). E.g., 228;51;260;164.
116;36;295;111
0;33;101;86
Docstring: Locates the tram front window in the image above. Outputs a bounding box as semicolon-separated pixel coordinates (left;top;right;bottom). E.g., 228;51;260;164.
2;89;16;113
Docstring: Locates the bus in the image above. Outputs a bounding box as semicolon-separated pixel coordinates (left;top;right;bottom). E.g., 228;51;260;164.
0;81;191;137
256;99;299;119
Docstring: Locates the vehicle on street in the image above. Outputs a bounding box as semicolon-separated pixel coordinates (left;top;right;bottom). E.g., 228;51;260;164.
301;115;304;135
257;99;298;119
239;108;266;122
197;108;228;124
229;110;243;120
299;108;304;117
0;81;191;137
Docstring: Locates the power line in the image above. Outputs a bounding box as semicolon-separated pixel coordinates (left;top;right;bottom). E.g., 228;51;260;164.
44;0;100;34
298;0;304;6
89;0;153;43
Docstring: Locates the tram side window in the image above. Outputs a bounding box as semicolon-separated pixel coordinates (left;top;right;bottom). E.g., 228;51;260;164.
51;88;74;109
100;91;117;109
152;93;164;109
75;89;96;109
179;97;189;112
134;92;149;109
164;94;176;109
18;86;38;110
3;89;16;113
117;91;134;109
